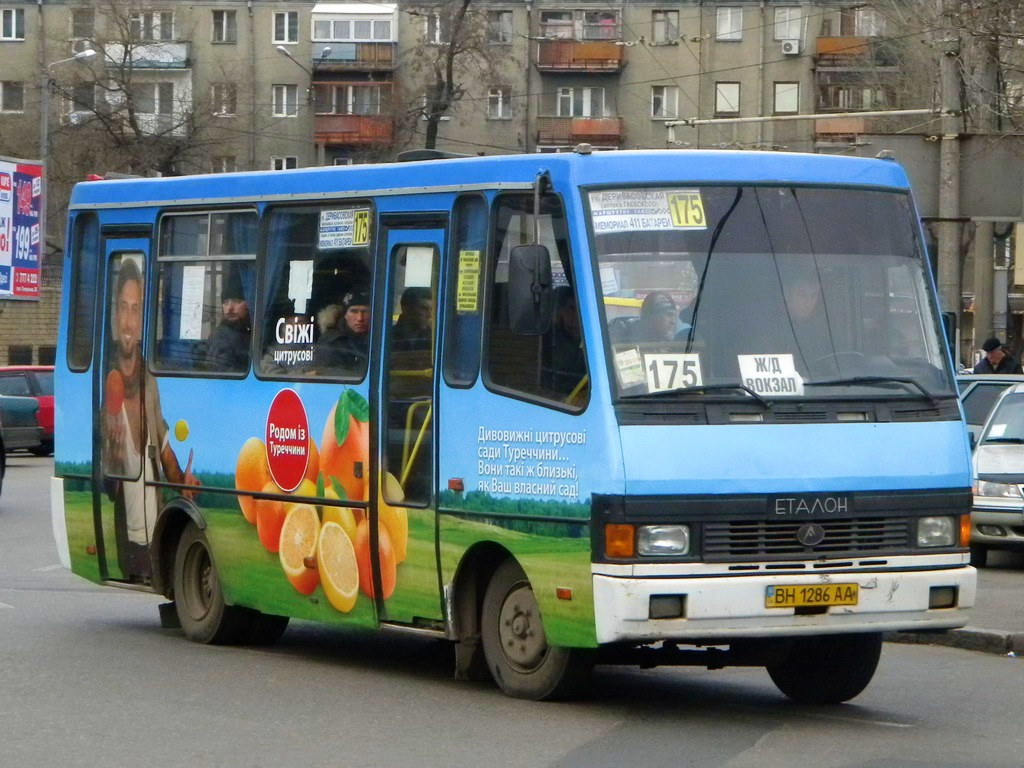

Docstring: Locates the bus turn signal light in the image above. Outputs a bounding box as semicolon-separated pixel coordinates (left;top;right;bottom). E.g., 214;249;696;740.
605;524;635;558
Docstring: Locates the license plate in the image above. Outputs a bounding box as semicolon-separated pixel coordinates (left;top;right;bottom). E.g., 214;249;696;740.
765;583;859;608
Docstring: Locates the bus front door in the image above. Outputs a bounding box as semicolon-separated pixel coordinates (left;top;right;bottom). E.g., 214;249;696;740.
92;239;154;583
376;222;445;626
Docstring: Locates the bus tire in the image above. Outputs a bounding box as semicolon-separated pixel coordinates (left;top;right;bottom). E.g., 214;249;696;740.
766;632;882;704
173;523;247;644
243;611;290;645
481;558;593;701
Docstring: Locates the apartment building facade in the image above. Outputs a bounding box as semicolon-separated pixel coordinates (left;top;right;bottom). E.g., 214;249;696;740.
0;0;907;364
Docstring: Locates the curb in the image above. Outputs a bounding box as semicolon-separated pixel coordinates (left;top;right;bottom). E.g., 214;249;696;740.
886;628;1024;656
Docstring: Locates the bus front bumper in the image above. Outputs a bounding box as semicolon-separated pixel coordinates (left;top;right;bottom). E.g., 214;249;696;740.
592;563;976;644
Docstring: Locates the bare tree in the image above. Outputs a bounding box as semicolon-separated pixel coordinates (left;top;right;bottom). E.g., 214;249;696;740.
402;0;504;149
47;0;239;178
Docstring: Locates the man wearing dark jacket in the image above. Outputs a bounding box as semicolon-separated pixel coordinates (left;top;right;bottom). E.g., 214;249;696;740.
973;337;1023;374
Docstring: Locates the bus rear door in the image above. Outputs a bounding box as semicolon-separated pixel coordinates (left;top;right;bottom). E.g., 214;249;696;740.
376;218;445;626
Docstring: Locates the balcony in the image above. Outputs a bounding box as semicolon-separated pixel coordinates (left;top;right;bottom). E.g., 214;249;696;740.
314;114;393;145
814;37;898;69
311;42;396;71
537;40;624;72
103;41;191;69
536;116;623;145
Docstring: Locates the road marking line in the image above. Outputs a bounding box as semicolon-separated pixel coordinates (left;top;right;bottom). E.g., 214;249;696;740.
807;711;912;728
33;564;63;572
0;601;13;609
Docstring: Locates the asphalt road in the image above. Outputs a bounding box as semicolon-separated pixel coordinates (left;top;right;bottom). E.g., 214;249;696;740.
3;456;1023;768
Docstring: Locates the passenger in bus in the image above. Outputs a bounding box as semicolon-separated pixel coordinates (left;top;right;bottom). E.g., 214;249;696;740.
543;286;586;393
206;269;251;372
103;258;198;577
313;288;371;373
392;287;434;353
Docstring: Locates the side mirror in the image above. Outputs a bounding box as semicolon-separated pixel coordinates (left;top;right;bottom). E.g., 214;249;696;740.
507;244;553;335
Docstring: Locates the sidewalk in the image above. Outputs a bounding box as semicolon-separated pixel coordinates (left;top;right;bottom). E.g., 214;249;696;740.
888;550;1024;655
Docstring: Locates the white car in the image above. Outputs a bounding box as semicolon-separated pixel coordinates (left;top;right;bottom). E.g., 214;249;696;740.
970;381;1024;566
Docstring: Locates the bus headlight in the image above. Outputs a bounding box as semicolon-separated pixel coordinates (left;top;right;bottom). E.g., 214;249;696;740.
917;516;956;548
973;479;1023;499
637;525;690;556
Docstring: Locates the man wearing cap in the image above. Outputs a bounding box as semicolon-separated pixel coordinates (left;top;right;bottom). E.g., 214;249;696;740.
206;269;251;372
973;337;1023;374
314;288;371;372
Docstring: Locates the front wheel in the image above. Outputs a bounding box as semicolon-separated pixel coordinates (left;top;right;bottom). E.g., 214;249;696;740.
480;558;593;701
173;523;248;644
766;632;882;704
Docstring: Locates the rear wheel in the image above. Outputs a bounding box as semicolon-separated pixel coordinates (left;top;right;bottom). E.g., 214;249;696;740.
30;441;53;457
766;632;882;704
173;523;248;644
480;558;593;701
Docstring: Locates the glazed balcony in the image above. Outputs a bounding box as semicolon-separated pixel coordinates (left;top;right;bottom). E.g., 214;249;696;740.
815;36;898;69
536;116;623;145
311;42;396;71
314;114;394;145
103;41;191;69
536;40;625;72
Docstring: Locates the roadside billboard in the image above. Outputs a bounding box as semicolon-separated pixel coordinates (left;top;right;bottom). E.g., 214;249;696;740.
0;156;43;300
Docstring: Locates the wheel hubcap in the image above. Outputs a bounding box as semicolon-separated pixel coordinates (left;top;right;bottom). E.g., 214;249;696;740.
498;583;548;671
183;542;213;621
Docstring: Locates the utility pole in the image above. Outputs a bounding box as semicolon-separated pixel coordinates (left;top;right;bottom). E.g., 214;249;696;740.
936;0;963;362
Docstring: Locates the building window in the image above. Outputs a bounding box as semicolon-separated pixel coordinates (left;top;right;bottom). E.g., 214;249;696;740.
715;82;740;114
1;7;25;40
774;82;799;114
211;83;237;116
487;10;513;44
652;10;679;44
0;81;24;112
274;11;299;43
212;10;237;43
271;156;297;170
314;84;385;115
8;345;32;365
130;11;173;41
313;17;391;42
557;87;605;118
426;13;450;44
70;84;95;113
540;11;573;39
38;346;56;365
716;7;742;41
841;7;886;36
272;84;298;116
71;8;94;40
212;156;237;173
651;85;678;119
583;11;618;41
774;7;801;40
487;87;511;119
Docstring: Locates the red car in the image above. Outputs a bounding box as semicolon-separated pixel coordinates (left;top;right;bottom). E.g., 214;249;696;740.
0;366;54;456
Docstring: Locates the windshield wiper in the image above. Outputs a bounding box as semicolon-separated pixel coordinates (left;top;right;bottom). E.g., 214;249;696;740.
639;382;770;409
982;437;1024;444
804;376;938;402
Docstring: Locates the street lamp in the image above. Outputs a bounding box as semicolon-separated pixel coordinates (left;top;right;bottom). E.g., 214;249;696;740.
39;47;96;257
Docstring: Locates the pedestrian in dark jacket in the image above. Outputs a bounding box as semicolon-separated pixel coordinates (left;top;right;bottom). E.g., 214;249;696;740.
973;337;1023;374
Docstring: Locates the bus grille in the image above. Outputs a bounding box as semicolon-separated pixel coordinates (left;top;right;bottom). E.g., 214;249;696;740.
702;517;911;560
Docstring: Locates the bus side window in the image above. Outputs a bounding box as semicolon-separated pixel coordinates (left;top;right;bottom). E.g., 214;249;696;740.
444;195;487;387
258;204;373;380
67;213;100;371
485;193;588;409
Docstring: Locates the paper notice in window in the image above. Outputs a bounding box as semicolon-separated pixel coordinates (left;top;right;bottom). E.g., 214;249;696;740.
178;264;205;340
737;354;804;396
456;250;480;313
615;348;645;389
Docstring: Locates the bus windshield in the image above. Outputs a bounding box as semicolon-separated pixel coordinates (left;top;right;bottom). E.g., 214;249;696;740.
589;185;954;401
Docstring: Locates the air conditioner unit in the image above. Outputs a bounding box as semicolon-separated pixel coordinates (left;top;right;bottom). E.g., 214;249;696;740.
781;39;801;55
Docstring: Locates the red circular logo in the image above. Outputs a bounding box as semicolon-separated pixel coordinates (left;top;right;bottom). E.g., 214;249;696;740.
265;389;309;493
